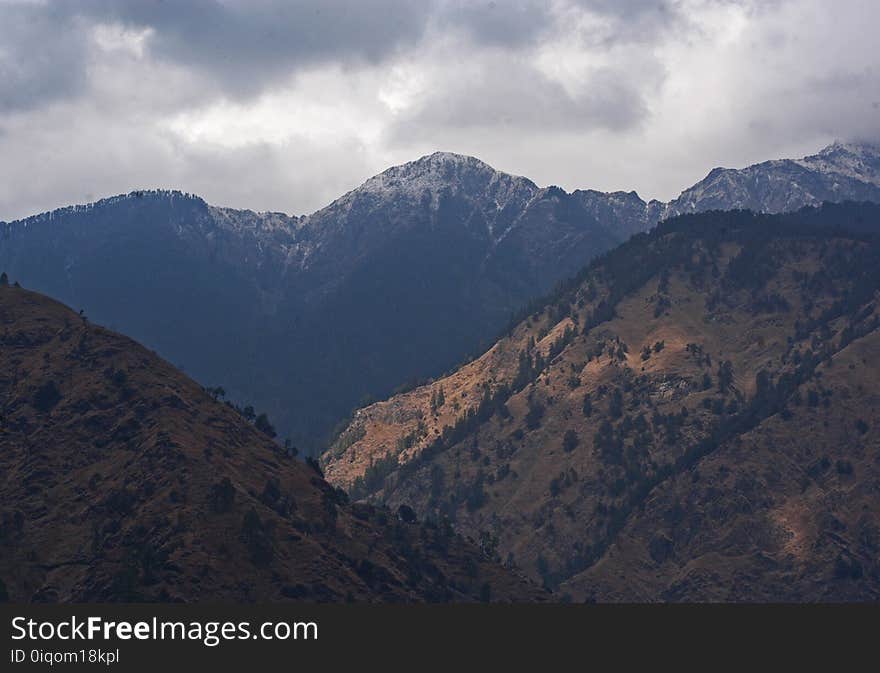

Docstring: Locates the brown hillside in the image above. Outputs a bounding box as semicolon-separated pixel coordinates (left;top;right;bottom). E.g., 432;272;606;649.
0;284;542;603
323;204;880;601
563;328;880;601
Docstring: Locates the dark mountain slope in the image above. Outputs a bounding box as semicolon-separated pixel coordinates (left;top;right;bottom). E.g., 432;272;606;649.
0;284;542;603
0;192;294;393
0;156;625;452
323;202;880;601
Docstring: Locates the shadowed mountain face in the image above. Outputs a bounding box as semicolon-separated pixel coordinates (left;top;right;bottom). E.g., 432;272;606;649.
324;203;880;602
0;154;625;452
2;144;879;453
0;285;543;603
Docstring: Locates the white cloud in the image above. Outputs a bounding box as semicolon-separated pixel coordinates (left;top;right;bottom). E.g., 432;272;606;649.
0;0;877;221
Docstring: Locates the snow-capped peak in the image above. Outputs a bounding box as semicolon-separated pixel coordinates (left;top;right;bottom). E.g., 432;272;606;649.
662;139;880;219
684;141;880;185
306;152;539;227
816;140;880;158
355;151;535;197
797;141;880;186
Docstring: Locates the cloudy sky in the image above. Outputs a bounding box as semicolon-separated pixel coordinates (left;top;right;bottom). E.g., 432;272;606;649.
1;0;878;220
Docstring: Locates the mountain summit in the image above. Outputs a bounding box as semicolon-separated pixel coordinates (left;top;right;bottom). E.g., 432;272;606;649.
349;151;538;209
288;151;544;280
663;141;880;218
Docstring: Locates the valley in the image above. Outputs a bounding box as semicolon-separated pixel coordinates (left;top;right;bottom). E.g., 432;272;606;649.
0;282;542;602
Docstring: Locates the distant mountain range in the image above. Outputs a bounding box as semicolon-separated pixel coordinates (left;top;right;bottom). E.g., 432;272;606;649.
2;142;879;451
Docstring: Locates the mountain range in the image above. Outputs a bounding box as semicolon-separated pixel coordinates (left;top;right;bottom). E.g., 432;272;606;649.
1;142;879;454
3;142;880;604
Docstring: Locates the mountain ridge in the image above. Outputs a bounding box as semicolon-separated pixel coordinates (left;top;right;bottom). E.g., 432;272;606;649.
7;140;879;234
661;142;880;219
2;141;880;452
5;141;879;259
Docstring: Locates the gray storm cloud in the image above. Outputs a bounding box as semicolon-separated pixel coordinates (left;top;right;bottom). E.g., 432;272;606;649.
0;0;877;221
3;1;680;107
